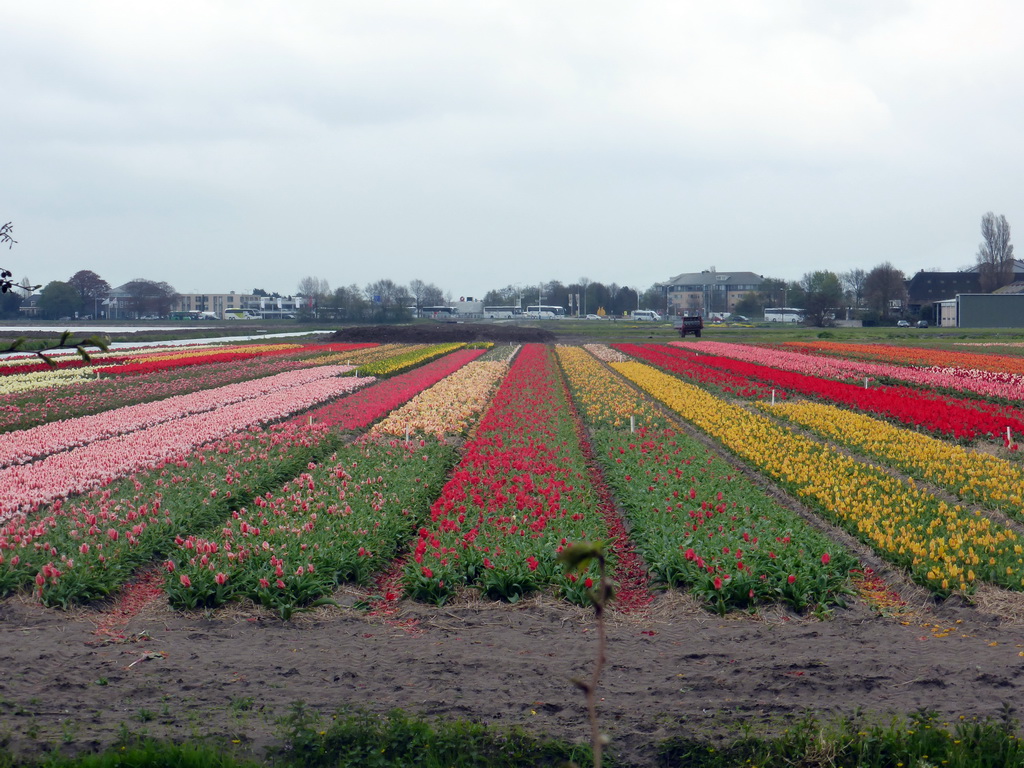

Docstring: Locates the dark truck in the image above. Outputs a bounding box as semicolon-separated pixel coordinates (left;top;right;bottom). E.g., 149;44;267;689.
673;315;703;338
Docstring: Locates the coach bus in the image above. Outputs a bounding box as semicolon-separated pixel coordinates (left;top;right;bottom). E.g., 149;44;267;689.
483;305;522;319
421;306;458;320
764;307;805;323
525;304;566;319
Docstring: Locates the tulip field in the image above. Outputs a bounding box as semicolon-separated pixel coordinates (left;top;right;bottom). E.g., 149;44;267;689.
3;334;1024;620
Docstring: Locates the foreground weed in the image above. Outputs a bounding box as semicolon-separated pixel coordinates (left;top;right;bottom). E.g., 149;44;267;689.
658;710;1024;767
270;703;595;768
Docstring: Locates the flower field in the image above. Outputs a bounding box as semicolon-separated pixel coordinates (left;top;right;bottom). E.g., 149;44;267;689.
7;334;1024;764
4;335;1024;616
628;341;1024;441
613;360;1024;596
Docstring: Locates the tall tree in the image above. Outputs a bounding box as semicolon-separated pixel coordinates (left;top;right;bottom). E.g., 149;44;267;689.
326;284;367;321
799;271;843;327
123;279;178;318
68;270;111;318
296;276;331;319
977;212;1015;292
863;262;907;318
840;268;867;308
365;279;410;321
0;288;21;318
38;281;83;319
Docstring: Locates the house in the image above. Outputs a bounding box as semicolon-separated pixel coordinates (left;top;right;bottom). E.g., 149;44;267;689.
658;269;764;316
905;271;982;316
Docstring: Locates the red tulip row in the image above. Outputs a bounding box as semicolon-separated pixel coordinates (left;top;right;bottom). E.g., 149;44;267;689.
676;340;1024;407
612;343;783;400
628;343;1024;441
402;344;609;605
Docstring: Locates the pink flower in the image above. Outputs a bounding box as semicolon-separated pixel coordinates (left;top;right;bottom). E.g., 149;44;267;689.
179;574;192;588
215;572;227;585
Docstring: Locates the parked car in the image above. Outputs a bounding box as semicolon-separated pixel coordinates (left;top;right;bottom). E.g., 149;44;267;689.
916;320;929;328
897;319;910;327
585;314;603;320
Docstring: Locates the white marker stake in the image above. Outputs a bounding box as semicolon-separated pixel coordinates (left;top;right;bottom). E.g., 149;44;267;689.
771;389;775;406
630;415;635;434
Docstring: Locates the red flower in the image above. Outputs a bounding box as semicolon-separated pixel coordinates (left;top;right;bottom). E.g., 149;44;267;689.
713;577;723;590
526;555;539;571
821;552;831;565
787;574;796;584
422;566;434;579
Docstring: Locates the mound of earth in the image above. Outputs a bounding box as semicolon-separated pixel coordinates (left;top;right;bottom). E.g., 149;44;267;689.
328;322;556;344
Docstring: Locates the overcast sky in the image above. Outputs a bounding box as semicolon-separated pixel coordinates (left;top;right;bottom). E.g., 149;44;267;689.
4;1;1024;298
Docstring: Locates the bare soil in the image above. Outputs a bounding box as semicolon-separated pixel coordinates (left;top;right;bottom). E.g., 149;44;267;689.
2;584;1024;766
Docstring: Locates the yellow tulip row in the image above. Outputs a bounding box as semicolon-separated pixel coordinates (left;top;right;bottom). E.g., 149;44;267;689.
555;345;665;429
310;343;419;366
761;400;1024;520
358;343;468;377
368;359;509;439
613;361;1023;595
0;367;97;395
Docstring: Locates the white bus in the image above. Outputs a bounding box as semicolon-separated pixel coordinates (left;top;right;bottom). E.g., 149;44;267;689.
422;306;458;320
525;305;566;319
223;309;261;320
764;307;805;323
483;306;522;319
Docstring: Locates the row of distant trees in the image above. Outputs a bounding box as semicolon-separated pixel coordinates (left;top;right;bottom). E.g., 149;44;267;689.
290;275;664;322
2;212;1016;324
0;269;178;321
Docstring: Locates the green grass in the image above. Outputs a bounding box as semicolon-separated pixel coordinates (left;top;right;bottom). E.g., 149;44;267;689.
3;708;1024;768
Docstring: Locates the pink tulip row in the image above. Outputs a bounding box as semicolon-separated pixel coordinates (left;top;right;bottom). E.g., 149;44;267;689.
0;346;352;434
674;340;1024;403
0;366;355;469
0;374;375;521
